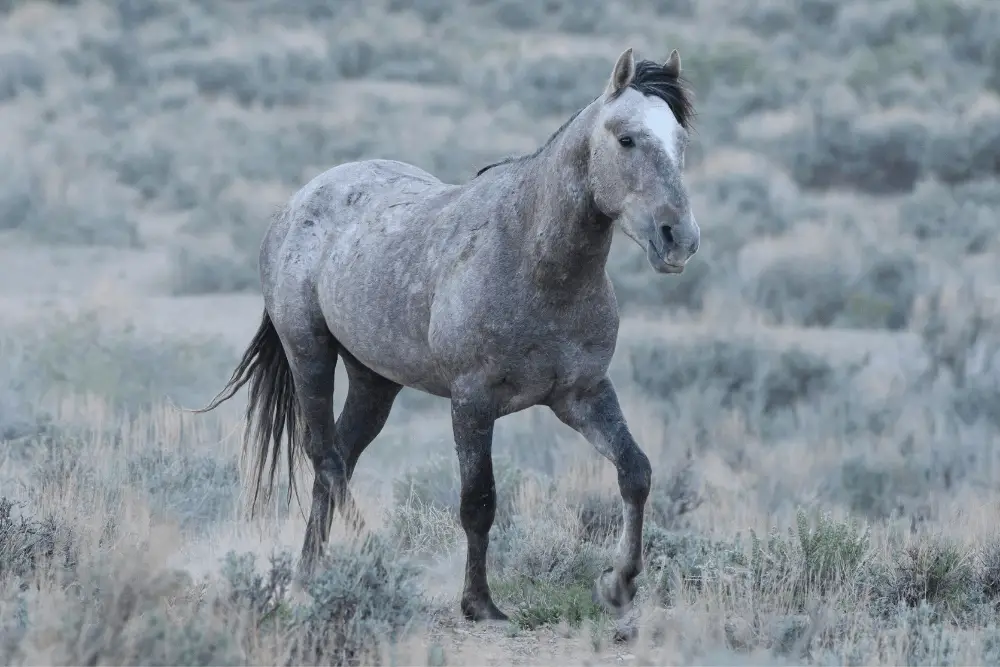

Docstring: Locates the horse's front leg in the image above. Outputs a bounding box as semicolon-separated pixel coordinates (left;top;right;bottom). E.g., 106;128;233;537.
450;392;508;622
550;376;652;618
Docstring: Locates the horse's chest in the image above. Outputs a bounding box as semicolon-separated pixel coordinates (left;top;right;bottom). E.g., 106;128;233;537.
432;282;618;409
488;331;614;414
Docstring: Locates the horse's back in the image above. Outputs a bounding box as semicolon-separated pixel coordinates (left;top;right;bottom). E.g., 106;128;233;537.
264;157;449;266
289;158;444;214
260;158;462;394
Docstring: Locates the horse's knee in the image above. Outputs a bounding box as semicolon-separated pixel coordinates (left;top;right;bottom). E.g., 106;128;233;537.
451;391;498;537
617;448;651;507
459;476;497;535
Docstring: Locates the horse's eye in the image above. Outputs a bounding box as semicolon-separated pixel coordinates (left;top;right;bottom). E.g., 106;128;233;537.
618;136;634;148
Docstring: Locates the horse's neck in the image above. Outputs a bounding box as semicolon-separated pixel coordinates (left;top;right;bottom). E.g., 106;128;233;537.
517;107;613;289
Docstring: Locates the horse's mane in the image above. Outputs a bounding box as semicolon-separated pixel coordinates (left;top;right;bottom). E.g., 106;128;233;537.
474;59;695;179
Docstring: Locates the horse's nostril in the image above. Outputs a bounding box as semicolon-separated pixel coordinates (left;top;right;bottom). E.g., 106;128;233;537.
660;225;674;247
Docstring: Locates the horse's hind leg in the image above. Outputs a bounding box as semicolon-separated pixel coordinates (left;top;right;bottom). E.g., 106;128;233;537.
336;352;402;481
293;342;400;580
277;327;350;581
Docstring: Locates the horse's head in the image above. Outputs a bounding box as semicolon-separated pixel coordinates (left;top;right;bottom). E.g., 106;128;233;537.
588;48;700;274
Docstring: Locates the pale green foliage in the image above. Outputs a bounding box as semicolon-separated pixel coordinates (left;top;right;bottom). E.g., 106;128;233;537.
749;509;871;604
873;536;976;616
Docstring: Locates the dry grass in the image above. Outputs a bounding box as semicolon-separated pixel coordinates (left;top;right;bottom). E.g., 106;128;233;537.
3;383;1000;665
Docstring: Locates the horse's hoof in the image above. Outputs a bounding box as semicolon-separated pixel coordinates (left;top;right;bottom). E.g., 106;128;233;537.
613;621;639;644
613;607;642;644
592;567;636;618
461;597;510;623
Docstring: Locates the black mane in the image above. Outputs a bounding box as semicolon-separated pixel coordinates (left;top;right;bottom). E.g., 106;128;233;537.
474;58;695;178
626;59;696;131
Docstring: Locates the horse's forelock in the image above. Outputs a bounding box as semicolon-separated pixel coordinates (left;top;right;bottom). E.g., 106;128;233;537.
628;59;696;131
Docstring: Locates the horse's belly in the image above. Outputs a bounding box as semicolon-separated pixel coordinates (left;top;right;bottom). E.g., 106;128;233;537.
340;336;451;397
319;277;451;397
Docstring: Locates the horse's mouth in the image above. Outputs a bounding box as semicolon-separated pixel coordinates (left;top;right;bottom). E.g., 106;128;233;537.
646;241;686;274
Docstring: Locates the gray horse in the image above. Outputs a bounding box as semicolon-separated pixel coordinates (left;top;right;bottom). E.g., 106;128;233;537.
198;47;700;624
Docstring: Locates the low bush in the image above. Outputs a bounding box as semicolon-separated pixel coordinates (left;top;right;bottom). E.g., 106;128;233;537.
128;448;240;529
628;337;848;440
925;107;1000;186
0;497;78;587
787;107;929;195
288;536;426;665
897;178;1000;254
0;167;140;247
0;49;45;103
643;525;748;606
872;536;975;616
748;509;871;605
745;245;918;331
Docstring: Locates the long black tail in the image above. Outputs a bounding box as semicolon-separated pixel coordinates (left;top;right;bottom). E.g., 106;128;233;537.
193;310;301;515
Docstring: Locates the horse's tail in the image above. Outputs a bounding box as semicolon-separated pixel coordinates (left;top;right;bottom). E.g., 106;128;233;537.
193;309;301;515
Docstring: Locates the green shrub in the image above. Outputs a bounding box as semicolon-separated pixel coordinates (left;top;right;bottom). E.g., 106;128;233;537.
387;499;462;559
481;0;609;33
835;456;941;521
926;111;1000;186
220;551;293;627
643;525;748;606
493;511;608;588
735;0;797;38
0;169;140;247
680;38;766;99
747;509;871;605
489;516;608;630
386;0;449;24
873;536;975;616
491;577;605;631
893;601;962;667
794;510;871;594
607;229;714;313
289;536;426;665
629;339;844;433
191;50;329;108
509;54;610;116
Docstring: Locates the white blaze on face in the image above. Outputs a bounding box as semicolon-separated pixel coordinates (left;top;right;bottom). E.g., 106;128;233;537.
642;98;682;164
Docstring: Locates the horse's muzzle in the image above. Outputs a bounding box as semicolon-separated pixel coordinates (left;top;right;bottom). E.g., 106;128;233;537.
646;240;687;274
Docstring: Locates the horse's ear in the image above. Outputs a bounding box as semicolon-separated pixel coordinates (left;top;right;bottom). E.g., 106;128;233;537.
605;48;635;97
663;49;681;78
